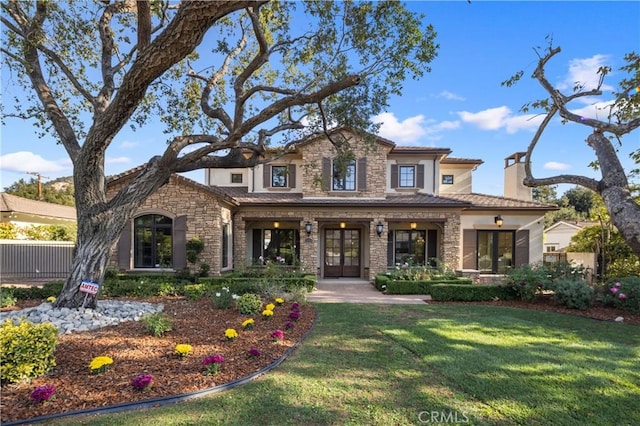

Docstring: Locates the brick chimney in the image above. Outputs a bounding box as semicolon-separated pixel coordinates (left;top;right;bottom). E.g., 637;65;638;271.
504;152;532;201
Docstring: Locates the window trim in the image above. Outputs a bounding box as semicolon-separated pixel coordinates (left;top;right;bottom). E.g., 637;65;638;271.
230;173;243;184
332;159;356;191
271;165;288;188
442;174;454;185
398;165;416;188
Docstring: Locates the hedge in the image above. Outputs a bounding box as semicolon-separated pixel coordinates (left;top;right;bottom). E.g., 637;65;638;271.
376;275;473;295
429;284;518;302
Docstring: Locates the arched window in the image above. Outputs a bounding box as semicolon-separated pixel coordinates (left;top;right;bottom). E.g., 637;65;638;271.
134;214;173;268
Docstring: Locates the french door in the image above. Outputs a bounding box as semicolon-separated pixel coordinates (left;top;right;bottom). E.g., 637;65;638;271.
324;229;361;277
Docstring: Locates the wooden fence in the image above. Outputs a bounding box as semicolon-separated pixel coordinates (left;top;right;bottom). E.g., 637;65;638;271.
0;240;74;280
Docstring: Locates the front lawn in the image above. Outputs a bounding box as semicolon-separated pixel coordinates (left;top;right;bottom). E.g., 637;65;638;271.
54;304;639;425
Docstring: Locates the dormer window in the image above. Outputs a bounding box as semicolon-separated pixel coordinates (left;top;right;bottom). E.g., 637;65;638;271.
442;174;454;185
263;164;296;189
399;166;415;188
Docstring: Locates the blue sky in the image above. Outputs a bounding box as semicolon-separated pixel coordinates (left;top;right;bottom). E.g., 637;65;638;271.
1;0;639;197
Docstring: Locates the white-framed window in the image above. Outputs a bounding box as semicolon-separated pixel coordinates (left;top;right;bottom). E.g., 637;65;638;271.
399;165;415;188
442;174;454;185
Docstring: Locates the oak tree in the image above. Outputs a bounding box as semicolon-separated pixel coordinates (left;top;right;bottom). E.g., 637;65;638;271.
1;1;438;307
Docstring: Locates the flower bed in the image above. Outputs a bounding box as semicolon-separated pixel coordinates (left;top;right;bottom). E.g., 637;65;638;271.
0;296;315;424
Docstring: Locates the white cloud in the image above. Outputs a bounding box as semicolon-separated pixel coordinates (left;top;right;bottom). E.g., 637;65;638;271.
457;106;543;134
106;156;131;164
372;112;459;144
544;161;571;171
0;151;68;173
569;100;615;121
434;90;466;101
558;54;614;93
119;140;139;149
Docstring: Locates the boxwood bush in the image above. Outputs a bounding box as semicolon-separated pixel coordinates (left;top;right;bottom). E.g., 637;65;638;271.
553;279;593;310
376;275;473;295
429;284;517;302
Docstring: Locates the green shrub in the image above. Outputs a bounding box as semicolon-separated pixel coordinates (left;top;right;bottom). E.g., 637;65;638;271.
553;280;593;310
1;290;17;308
212;287;235;309
236;293;262;315
375;274;391;291
141;313;172;337
0;319;58;383
429;284;517;302
505;263;550;302
601;277;640;313
384;278;473;295
182;284;206;300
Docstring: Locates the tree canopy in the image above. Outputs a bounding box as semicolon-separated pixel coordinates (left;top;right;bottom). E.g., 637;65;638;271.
0;0;438;308
3;177;75;206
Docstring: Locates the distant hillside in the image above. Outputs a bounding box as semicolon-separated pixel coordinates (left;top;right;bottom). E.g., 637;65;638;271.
3;176;75;206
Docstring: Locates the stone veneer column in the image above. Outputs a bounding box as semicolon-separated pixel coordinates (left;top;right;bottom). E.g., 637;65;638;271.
299;219;318;276
442;214;461;270
368;219;387;279
233;215;247;270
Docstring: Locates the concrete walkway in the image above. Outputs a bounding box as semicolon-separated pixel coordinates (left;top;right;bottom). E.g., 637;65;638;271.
308;279;429;304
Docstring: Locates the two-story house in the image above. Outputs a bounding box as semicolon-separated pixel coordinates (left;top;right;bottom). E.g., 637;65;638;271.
108;128;556;280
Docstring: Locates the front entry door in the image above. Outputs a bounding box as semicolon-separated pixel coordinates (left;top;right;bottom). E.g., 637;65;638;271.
324;229;361;277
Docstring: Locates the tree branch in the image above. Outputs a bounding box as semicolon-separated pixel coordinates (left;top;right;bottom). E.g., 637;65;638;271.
136;0;151;52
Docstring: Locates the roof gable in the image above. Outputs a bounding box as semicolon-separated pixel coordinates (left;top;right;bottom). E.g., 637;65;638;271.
0;193;76;220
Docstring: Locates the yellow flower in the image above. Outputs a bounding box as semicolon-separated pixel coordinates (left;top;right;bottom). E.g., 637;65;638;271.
274;297;284;305
225;328;238;339
262;309;274;318
265;303;276;311
89;356;113;372
46;296;56;303
174;344;193;357
242;318;255;328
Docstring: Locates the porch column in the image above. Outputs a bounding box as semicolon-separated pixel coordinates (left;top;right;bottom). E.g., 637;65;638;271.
233;215;247;270
442;214;461;270
369;218;387;280
300;218;318;276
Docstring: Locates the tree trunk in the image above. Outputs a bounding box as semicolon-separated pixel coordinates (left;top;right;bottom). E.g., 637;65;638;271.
588;132;640;257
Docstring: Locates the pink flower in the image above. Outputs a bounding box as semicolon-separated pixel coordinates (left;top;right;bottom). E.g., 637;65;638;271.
270;329;285;341
610;287;619;294
619;293;627;299
615;282;622;287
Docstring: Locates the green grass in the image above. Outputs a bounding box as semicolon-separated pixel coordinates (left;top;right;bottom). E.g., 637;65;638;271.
53;304;639;426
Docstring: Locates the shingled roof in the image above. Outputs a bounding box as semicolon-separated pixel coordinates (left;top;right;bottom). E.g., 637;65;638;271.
0;193;76;221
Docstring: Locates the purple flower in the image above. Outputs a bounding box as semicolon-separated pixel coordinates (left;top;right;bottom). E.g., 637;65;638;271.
202;354;224;366
30;385;56;403
288;311;300;321
131;374;153;391
619;293;627;299
610;287;619;294
248;348;261;358
284;321;295;329
271;329;285;341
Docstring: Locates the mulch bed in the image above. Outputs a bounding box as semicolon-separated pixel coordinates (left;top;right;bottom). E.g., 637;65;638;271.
0;297;315;424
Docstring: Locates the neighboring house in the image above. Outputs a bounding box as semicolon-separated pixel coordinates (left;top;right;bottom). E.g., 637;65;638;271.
108;128;557;279
0;193;76;235
543;220;597;253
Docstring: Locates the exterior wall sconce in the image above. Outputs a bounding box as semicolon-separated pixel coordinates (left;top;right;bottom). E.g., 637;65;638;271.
273;221;280;229
376;221;384;237
410;222;417;230
494;215;503;227
339;222;346;229
304;221;313;236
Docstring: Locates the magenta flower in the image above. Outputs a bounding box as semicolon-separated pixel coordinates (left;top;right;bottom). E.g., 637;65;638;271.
248;348;261;358
30;385;56;403
271;329;285;341
619;293;627;299
202;354;224;366
291;302;300;310
288;311;300;321
131;374;153;391
610;287;619;294
284;321;295;329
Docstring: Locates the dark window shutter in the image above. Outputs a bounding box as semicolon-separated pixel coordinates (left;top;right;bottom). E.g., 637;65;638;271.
462;229;477;269
263;165;271;188
288;164;296;188
391;164;398;189
322;157;331;190
118;220;132;271
357;157;367;190
252;229;262;261
173;215;187;270
427;229;437;264
514;229;530;267
417;164;425;189
387;231;394;267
